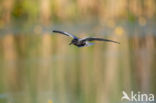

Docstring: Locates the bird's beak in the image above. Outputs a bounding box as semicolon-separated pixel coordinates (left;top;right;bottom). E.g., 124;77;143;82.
69;42;72;45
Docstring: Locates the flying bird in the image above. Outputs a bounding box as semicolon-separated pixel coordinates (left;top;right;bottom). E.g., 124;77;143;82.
52;30;120;47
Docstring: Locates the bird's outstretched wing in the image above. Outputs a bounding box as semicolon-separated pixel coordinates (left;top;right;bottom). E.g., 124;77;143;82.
53;30;78;39
81;37;120;44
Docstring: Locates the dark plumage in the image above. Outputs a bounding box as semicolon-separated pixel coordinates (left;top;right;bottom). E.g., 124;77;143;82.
53;30;120;47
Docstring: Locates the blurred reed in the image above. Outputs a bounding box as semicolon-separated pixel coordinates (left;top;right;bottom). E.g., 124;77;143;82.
0;0;156;25
0;32;155;103
0;0;156;103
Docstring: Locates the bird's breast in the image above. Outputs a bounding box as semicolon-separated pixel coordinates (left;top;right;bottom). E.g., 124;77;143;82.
74;41;86;47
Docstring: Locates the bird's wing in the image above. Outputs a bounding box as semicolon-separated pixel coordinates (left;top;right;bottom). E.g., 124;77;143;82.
81;37;120;44
53;30;78;39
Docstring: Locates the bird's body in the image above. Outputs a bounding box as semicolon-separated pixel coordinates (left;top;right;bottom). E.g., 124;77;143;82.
53;30;120;47
71;39;86;47
70;39;93;47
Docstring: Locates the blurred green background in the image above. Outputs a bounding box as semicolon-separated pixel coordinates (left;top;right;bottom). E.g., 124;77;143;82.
0;0;156;103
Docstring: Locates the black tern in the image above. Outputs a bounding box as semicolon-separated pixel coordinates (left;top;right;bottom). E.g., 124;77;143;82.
53;30;120;47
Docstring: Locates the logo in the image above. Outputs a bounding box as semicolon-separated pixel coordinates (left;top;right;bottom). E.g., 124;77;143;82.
121;91;155;102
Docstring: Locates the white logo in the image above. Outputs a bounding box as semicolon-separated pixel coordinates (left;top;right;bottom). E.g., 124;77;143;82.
122;91;130;101
121;91;155;102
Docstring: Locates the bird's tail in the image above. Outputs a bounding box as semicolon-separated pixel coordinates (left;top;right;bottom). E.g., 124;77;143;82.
85;42;94;47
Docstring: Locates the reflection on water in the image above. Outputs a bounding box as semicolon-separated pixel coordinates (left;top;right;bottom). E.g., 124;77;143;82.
0;23;156;103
